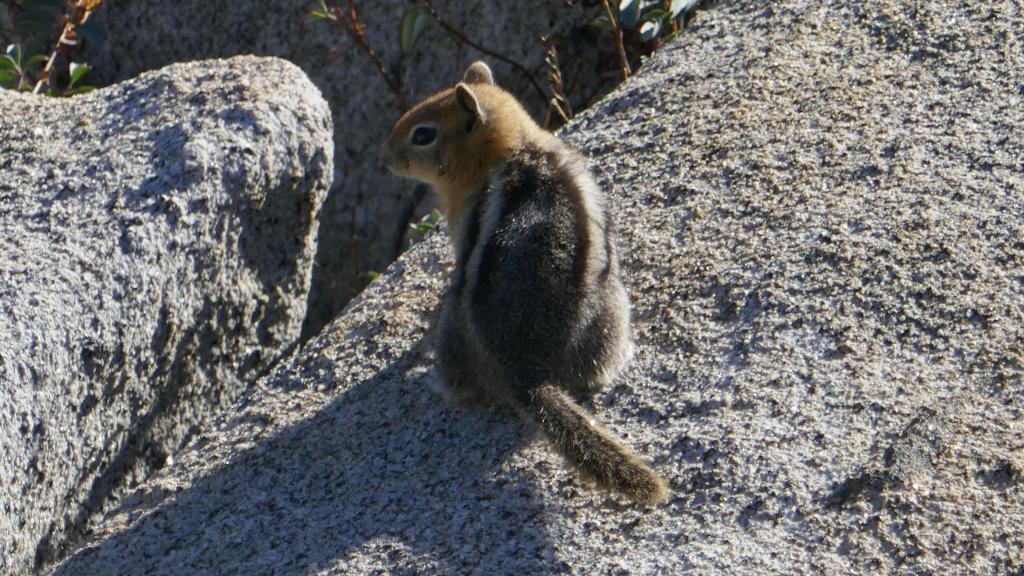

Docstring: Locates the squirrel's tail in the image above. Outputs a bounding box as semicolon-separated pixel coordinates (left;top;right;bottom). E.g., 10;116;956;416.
521;383;667;505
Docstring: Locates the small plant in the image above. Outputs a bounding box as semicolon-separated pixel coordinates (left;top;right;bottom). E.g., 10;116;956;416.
398;3;430;55
306;0;402;100
306;0;548;106
0;43;47;91
408;208;441;236
620;0;697;44
593;0;700;80
0;0;104;96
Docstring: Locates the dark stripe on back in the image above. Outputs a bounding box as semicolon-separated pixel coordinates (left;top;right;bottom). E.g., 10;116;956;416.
497;155;541;217
453;194;484;293
465;146;597;383
598;211;614;282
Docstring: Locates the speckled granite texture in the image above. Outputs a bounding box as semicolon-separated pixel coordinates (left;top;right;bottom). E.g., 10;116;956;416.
0;56;332;574
53;1;1022;574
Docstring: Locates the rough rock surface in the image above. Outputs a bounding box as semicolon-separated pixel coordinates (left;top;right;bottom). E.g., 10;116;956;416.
0;56;332;574
81;0;596;336
54;1;1022;574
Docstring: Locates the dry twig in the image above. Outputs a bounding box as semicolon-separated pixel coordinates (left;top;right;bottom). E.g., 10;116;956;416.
32;0;101;94
600;0;631;80
665;0;680;35
541;35;571;129
323;0;403;101
415;0;547;103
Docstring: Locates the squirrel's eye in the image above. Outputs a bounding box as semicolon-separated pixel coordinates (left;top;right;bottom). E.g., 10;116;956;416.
411;126;437;146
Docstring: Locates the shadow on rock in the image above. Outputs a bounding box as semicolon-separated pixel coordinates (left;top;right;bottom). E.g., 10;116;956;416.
52;338;558;575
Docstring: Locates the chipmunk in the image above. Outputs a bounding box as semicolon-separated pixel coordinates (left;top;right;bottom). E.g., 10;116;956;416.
382;61;667;504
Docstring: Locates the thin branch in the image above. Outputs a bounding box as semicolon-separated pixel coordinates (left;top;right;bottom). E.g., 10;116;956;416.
541;35;571;129
415;0;547;103
33;0;101;95
665;0;679;35
328;0;403;101
600;0;631;81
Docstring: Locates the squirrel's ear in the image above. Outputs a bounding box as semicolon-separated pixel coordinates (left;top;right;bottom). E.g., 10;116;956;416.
455;82;487;127
462;61;495;85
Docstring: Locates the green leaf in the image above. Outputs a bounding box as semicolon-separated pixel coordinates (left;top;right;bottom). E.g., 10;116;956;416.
63;85;96;96
0;54;17;72
5;44;22;67
25;54;48;69
399;4;431;54
640;20;660;42
304;9;331;22
408;208;441;234
670;0;699;19
68;62;90;88
618;0;641;30
362;271;381;281
589;12;613;32
642;8;666;23
0;69;17;88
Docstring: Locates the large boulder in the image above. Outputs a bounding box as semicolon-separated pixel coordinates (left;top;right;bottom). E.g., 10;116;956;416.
53;1;1022;574
81;0;597;336
0;56;332;574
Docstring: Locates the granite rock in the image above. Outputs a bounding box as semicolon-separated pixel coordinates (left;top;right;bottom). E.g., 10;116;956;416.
53;1;1022;574
0;56;332;574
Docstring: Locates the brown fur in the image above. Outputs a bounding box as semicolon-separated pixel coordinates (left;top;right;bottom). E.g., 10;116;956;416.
383;61;667;505
384;82;554;222
529;384;668;504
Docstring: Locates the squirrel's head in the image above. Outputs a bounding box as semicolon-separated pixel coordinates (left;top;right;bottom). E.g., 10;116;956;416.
382;61;541;217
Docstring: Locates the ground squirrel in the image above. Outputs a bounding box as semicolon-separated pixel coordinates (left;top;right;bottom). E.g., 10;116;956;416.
382;61;667;505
